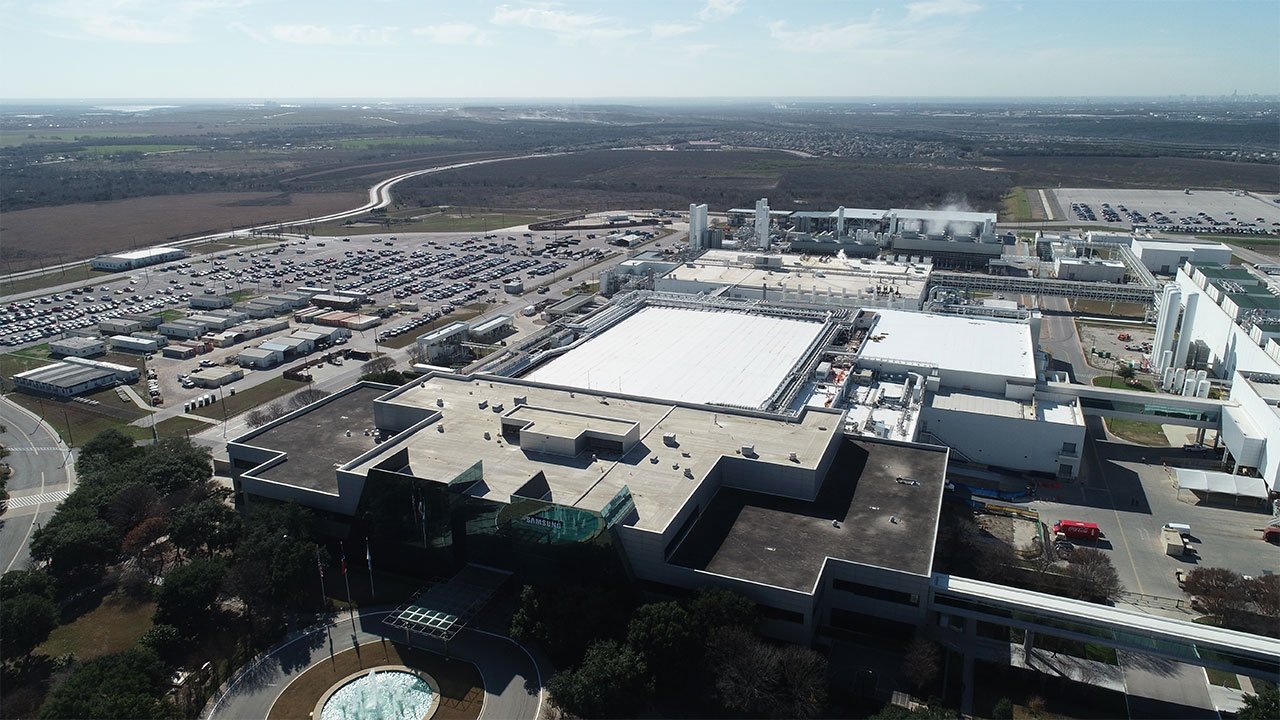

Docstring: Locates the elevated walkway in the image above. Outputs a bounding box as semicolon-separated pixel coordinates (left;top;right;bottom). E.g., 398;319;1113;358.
931;271;1158;305
1045;381;1230;428
931;574;1280;679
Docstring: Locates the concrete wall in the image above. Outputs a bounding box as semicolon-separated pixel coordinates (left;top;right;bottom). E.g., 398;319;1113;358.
1175;269;1278;378
920;401;1084;476
1228;372;1280;492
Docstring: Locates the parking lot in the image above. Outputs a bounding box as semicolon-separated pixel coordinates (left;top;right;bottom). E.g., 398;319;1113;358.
2;222;669;409
1031;437;1276;603
1050;188;1280;236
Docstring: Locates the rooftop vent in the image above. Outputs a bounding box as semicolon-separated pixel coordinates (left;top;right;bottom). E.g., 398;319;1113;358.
436;398;444;407
513;395;527;406
437;424;445;433
788;452;798;462
662;432;678;447
478;400;488;409
741;444;756;458
683;468;694;479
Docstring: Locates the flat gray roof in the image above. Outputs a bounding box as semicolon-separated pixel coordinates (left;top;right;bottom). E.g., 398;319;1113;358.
243;385;386;493
15;362;114;389
669;438;947;591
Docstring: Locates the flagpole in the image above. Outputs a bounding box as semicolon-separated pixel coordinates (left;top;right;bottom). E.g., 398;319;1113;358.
317;548;334;659
341;541;356;633
366;538;376;601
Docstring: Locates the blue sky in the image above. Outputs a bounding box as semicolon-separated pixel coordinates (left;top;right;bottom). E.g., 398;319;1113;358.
2;0;1277;99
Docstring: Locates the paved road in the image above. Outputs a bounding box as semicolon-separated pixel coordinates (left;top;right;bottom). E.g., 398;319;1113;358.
1120;651;1218;719
206;610;543;720
1038;296;1100;383
0;396;75;572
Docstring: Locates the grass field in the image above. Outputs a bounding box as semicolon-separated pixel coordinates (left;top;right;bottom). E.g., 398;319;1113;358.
38;594;155;661
0;130;155;147
1204;667;1241;689
81;144;197;156
1002;187;1034;222
331;136;458;150
0;345;53;378
1;191;363;275
2;265;116;298
8;386;152;446
1092;376;1156;392
1104;418;1170;446
190;376;307;419
153;414;216;439
267;642;482;720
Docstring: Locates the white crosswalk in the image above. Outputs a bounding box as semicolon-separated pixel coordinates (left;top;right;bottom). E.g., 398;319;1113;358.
4;490;69;510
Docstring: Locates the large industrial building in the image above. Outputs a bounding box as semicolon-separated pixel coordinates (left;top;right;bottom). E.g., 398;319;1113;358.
90;247;185;271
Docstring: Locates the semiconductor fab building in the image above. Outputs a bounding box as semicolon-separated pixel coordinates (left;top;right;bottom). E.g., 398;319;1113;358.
227;289;1086;643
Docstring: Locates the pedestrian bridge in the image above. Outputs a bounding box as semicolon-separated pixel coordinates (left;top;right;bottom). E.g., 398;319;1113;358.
1045;381;1230;429
930;574;1280;679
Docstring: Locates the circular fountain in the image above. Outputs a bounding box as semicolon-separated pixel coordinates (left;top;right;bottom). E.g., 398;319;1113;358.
314;665;439;720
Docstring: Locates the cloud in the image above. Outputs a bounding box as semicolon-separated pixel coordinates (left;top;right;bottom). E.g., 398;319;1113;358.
269;24;397;45
651;23;698;40
39;0;249;44
413;23;489;45
491;4;638;41
905;0;982;22
699;0;742;21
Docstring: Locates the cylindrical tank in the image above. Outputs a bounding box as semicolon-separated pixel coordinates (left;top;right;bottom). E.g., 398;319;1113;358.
1162;367;1174;391
1174;368;1187;390
1153;284;1181;372
1195;369;1208;385
1183;377;1197;396
1161;350;1173;374
1196;379;1211;398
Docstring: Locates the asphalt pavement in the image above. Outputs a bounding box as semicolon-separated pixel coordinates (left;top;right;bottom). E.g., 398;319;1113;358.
0;395;76;573
205;609;543;720
1120;651;1218;719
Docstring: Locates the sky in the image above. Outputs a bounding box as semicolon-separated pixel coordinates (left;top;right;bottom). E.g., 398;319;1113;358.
2;0;1278;100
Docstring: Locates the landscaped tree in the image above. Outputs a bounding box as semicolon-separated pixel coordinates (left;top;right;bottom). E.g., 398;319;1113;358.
75;428;143;480
1116;363;1137;380
122;516;169;572
288;387;330;410
155;557;227;634
0;592;58;663
1237;683;1280;720
1;569;57;602
361;356;396;377
169;498;241;557
227;503;323;619
625;601;697;689
37;647;172;719
687;586;757;634
547;639;652;719
29;511;119;582
1064;547;1122;603
108;483;162;535
510;583;630;666
139;623;184;666
129;438;212;494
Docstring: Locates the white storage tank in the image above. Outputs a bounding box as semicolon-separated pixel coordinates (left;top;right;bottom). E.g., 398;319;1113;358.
1196;379;1212;398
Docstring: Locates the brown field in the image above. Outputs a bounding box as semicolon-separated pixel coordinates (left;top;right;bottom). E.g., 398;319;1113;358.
0;190;364;273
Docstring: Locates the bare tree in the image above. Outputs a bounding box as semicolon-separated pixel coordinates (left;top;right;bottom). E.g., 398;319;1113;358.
902;635;941;691
288;387;330;410
1065;547;1122;603
362;356;396;376
406;343;427;365
706;626;777;715
245;408;270;429
773;644;829;719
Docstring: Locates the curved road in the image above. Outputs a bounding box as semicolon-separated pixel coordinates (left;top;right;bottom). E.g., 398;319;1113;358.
0;396;76;572
205;609;544;720
3;152;561;293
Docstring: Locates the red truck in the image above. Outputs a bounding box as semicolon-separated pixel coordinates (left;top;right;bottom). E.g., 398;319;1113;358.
1053;520;1102;541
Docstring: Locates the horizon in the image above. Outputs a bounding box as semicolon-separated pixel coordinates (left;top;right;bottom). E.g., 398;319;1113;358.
3;0;1278;100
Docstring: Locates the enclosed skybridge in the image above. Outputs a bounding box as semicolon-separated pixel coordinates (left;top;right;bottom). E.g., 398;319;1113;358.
1045;381;1228;429
930;271;1160;306
931;575;1280;680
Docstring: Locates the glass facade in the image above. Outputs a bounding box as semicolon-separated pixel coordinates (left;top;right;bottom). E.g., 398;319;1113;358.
355;464;620;581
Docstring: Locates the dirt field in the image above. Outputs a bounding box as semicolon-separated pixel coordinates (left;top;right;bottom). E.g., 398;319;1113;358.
0;191;364;273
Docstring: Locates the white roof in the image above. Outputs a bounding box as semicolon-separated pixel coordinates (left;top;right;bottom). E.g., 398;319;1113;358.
831;208;886;220
526;306;825;408
1133;238;1231;252
865;309;1035;381
890;208;996;224
1176;468;1268;499
107;247;181;261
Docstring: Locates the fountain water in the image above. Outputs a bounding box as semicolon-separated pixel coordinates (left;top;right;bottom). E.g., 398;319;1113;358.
320;669;434;720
